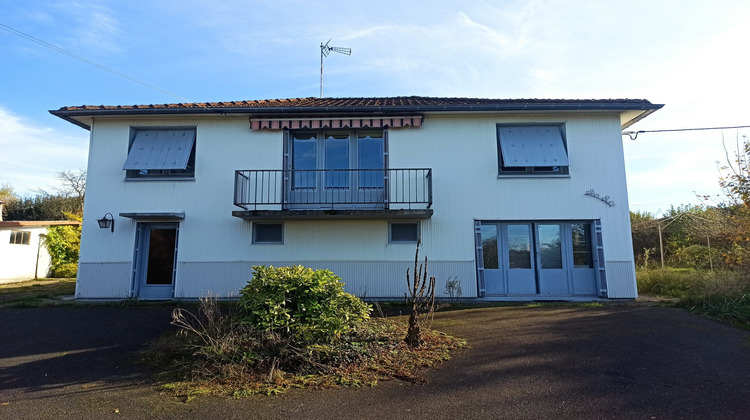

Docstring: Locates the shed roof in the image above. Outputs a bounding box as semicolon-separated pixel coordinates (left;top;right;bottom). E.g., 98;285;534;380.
0;221;81;229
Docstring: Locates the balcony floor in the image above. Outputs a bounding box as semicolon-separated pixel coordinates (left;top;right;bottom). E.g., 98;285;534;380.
232;208;433;220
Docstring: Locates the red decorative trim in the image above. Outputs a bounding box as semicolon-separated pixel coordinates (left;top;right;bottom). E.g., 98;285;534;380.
249;116;423;130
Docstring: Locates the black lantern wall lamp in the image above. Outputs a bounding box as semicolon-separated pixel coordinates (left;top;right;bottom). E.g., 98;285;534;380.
97;213;115;232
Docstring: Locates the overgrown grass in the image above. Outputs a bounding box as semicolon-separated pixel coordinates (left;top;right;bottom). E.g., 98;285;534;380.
0;278;76;307
143;299;467;400
637;268;750;329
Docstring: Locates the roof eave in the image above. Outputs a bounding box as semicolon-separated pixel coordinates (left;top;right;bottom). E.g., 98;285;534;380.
620;107;662;129
50;102;664;130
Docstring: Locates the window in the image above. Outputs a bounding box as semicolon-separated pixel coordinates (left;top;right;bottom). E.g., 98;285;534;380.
124;128;196;178
9;230;31;245
253;222;283;244
497;125;568;175
389;222;419;243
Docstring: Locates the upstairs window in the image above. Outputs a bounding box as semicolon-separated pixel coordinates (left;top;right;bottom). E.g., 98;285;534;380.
124;128;196;179
9;230;31;245
497;125;568;175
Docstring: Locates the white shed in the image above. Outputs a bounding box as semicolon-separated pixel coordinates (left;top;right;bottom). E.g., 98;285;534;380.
0;220;79;283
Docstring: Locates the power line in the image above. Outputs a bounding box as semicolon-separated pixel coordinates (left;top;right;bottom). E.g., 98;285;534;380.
0;22;190;102
623;125;750;140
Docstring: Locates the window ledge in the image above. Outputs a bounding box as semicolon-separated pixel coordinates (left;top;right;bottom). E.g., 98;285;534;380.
497;174;571;179
124;177;195;182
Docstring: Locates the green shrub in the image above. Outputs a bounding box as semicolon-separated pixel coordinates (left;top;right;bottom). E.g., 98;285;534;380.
50;262;78;278
45;212;81;278
237;266;370;343
673;245;722;270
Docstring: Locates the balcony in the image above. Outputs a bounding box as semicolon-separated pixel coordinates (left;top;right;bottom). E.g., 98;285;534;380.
232;169;433;220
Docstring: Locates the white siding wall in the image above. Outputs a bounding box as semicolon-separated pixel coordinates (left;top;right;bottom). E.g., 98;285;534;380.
0;227;50;282
78;112;638;299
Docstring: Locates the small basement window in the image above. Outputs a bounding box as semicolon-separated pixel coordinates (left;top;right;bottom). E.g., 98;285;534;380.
389;222;420;243
497;124;569;175
9;230;31;245
124;128;196;179
253;223;284;244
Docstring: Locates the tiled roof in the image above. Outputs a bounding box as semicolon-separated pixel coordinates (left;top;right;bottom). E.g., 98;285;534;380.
50;96;663;130
54;96;659;112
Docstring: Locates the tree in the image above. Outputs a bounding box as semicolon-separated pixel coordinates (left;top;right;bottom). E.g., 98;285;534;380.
55;170;86;210
711;133;750;268
3;170;86;220
4;195;81;221
0;183;17;219
718;134;750;206
630;210;658;266
45;212;82;278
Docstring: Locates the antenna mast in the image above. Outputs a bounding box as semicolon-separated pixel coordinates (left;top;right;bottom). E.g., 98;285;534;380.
320;39;351;98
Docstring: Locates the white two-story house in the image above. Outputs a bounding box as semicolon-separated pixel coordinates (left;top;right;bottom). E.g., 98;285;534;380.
51;97;662;300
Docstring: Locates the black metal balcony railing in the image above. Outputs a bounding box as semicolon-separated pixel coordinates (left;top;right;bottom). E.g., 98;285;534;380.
234;169;432;210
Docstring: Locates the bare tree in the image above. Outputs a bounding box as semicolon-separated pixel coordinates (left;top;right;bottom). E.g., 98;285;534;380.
55;170;86;210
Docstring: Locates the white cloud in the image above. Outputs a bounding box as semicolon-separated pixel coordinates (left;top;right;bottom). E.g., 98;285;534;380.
0;107;88;196
44;1;123;53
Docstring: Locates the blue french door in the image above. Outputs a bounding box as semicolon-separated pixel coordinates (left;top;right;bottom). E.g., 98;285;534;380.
479;221;598;296
289;130;385;208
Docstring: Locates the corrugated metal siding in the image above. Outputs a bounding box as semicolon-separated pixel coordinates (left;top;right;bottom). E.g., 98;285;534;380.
175;262;253;298
603;260;638;298
176;260;476;298
76;262;131;298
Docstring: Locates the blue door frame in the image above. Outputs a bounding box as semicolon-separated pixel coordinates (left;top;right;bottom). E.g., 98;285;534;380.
476;220;599;297
132;222;178;300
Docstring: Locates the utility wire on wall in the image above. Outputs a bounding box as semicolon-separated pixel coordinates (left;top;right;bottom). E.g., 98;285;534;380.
623;125;750;140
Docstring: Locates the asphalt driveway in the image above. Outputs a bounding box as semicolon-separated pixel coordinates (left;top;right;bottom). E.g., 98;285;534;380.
1;304;748;419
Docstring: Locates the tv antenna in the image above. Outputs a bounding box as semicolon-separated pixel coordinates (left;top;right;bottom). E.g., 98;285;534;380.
320;39;351;98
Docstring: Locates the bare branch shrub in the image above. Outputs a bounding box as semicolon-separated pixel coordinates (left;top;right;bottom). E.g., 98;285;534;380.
404;238;436;347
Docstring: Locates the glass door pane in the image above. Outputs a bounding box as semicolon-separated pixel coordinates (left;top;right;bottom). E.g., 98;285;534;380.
325;133;350;188
571;223;593;268
145;228;176;285
507;224;532;269
480;224;499;269
293;133;317;189
358;132;384;188
538;224;563;269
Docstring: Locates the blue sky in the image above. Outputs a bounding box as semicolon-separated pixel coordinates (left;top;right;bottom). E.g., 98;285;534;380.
1;0;749;215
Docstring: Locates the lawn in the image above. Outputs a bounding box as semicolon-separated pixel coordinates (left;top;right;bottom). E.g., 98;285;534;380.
0;278;76;307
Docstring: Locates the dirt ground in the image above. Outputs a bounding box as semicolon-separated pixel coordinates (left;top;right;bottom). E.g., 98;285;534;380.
1;304;748;419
